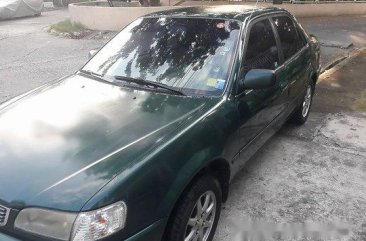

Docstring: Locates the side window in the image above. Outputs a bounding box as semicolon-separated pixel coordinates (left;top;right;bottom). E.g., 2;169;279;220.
242;19;280;74
272;16;304;61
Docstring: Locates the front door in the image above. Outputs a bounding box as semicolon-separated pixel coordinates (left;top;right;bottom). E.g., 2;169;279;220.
231;18;289;171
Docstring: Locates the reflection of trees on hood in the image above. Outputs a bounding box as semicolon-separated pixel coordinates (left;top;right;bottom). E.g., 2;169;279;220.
60;93;208;180
97;18;238;84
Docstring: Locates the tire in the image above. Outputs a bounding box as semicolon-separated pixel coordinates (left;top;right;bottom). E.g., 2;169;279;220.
290;82;314;125
165;175;222;241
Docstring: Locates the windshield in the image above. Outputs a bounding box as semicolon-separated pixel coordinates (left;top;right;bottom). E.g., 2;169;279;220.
83;17;241;96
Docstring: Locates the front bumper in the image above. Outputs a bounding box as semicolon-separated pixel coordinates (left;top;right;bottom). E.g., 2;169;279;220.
0;219;167;241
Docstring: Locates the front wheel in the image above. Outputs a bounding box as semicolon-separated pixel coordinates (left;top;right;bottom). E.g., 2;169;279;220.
290;83;314;125
165;175;222;241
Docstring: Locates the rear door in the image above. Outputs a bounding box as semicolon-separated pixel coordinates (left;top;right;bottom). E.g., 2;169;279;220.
271;15;311;112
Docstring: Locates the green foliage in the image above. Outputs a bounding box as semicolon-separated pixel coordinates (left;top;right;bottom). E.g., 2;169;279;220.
50;19;86;33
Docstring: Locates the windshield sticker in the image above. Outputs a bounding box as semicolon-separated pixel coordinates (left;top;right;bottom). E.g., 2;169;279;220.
207;78;226;89
207;78;218;87
215;79;226;90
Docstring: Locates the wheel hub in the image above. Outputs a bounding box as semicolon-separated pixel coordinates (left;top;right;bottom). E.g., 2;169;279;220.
184;191;216;241
302;85;312;118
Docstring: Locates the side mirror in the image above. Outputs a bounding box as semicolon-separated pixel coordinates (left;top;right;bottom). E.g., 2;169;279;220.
88;49;98;59
239;69;276;91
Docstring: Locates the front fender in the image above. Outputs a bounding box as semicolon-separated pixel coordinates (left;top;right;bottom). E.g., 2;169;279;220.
79;99;234;240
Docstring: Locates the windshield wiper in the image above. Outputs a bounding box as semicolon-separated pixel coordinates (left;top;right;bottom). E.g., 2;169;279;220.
114;75;185;96
79;70;127;87
80;69;104;78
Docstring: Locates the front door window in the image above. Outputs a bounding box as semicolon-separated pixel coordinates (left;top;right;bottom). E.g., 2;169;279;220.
242;18;280;74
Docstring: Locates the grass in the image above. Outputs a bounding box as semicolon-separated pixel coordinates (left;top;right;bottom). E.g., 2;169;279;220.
352;90;366;112
50;19;86;33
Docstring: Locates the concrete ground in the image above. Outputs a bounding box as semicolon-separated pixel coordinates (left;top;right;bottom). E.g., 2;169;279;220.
0;9;110;103
0;9;366;241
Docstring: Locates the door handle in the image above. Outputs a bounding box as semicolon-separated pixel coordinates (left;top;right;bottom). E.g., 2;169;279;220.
290;79;297;86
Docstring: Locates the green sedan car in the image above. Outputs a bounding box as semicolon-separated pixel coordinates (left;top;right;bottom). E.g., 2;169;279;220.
0;5;320;241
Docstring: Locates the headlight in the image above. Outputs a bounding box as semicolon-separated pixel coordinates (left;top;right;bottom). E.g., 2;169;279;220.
15;201;127;241
14;208;77;240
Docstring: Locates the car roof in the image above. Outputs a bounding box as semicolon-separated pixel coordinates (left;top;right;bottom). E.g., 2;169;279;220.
144;5;286;22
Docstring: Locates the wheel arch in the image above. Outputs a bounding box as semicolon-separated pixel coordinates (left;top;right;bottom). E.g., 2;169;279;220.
180;157;231;204
311;71;318;86
306;68;318;92
206;158;231;202
161;157;231;240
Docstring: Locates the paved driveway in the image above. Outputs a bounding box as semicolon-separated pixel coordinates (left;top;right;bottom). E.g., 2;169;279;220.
0;9;365;241
0;10;109;103
299;15;366;68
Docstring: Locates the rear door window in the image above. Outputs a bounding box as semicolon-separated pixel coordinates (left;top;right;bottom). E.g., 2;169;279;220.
272;16;305;61
296;24;308;46
242;18;280;73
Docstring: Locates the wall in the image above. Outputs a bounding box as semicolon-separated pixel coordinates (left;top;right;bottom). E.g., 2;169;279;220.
69;2;366;31
69;3;182;31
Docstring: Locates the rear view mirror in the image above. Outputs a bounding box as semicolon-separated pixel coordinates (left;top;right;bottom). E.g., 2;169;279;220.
240;69;276;90
88;49;98;59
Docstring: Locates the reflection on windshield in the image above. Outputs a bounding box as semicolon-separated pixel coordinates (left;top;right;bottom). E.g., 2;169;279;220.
83;17;241;96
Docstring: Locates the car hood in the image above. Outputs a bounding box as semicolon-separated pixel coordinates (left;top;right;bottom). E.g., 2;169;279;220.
0;74;221;211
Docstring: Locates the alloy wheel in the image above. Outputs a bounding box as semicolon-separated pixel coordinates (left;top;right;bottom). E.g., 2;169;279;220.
184;191;216;241
302;85;312;118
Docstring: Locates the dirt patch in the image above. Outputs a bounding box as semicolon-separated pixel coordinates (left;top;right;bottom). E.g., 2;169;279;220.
353;90;366;111
312;50;366;113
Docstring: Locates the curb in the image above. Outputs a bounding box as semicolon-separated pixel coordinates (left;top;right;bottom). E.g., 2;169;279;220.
319;48;365;81
321;56;348;74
